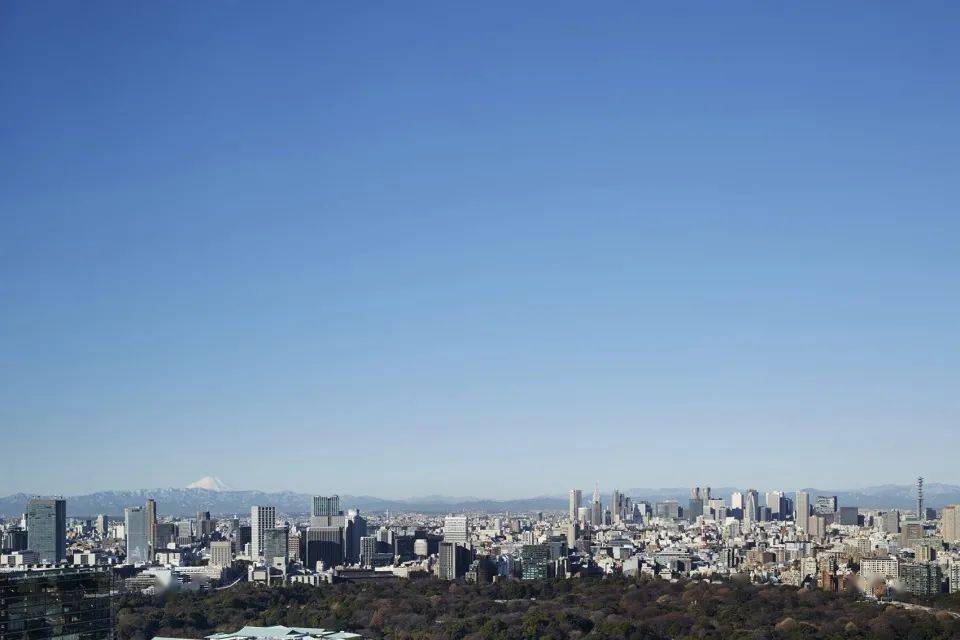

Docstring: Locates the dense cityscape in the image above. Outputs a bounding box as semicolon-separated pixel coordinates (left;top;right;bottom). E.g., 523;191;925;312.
2;478;960;640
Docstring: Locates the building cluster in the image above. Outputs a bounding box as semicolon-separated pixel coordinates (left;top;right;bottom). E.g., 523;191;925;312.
2;478;959;608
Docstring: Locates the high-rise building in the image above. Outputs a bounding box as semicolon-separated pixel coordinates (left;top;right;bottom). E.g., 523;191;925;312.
743;490;759;527
899;561;941;597
145;498;157;557
591;483;602;527
95;514;109;537
359;535;378;567
209;540;233;568
688;487;704;523
344;511;368;563
250;505;276;562
730;492;744;510
443;516;469;545
568;489;582;521
262;527;289;567
814;495;837;515
26;498;66;565
941;505;960;544
879;510;900;534
794;492;810;526
305;527;343;570
838;507;859;526
520;544;551;580
438;541;471;580
124;506;150;565
312;495;341;518
0;567;113;640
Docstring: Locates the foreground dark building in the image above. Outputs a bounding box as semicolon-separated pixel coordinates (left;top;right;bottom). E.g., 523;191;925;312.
0;567;113;640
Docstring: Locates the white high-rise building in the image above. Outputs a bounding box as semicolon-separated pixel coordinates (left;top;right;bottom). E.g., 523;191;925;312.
731;492;744;510
568;489;582;521
443;515;468;545
251;505;276;561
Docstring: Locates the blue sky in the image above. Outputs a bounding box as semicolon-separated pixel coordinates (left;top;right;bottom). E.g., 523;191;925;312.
1;2;957;498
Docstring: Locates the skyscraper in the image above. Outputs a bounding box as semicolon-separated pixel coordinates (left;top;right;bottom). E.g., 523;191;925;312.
814;495;837;515
794;491;810;527
591;483;602;527
26;498;66;564
250;505;276;561
312;495;341;518
0;567;113;640
310;496;345;528
688;487;704;523
145;498;157;557
124;506;150;564
262;527;289;567
443;516;468;545
568;489;582;521
743;490;759;526
941;504;960;544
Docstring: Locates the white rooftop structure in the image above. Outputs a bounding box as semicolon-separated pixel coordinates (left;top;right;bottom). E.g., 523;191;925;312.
154;624;363;640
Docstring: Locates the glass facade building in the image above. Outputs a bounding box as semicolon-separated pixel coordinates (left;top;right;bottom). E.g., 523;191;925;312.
0;567;113;640
26;500;66;565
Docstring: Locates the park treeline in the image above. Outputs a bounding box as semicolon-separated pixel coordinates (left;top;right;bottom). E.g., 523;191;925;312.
116;576;960;640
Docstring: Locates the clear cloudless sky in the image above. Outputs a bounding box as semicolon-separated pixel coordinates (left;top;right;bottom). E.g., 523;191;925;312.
1;1;958;498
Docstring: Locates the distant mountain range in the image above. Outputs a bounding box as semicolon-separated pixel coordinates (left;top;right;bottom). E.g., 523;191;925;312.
1;482;957;517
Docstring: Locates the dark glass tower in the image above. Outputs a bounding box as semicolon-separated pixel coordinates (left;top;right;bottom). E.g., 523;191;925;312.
0;566;113;640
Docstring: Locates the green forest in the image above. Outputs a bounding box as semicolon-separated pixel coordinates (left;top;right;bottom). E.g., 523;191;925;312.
116;576;960;640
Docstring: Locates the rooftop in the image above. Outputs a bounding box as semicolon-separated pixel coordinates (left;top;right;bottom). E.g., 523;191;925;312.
153;625;363;640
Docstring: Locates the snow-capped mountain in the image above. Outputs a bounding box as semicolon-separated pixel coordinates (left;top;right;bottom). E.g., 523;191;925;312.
186;476;231;492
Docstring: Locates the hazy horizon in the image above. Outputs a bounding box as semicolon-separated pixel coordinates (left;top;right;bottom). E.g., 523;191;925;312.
2;3;958;497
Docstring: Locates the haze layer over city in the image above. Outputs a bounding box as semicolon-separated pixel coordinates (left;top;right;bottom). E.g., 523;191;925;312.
1;2;958;640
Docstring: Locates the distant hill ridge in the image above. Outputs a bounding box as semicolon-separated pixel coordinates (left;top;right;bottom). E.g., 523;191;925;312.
1;483;957;517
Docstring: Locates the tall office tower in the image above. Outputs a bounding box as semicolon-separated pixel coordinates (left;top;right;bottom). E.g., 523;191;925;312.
438;541;472;580
591;483;602;527
0;567;113;640
704;486;712;501
262;527;289;567
124;506;150;564
814;495;837;515
794;491;810;526
359;535;378;567
917;477;924;521
879;510;900;534
568;489;582;521
941;505;960;543
730;492;744;510
566;521;580;548
520;544;551;580
250;505;276;561
688;487;704;523
743;490;759;526
195;511;213;538
312;495;341;518
95;514;109;537
287;527;302;563
26;498;66;564
145;498;157;557
611;490;623;522
345;511;368;563
209;540;233;568
443;515;469;545
577;506;590;524
305;527;344;569
765;491;785;518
